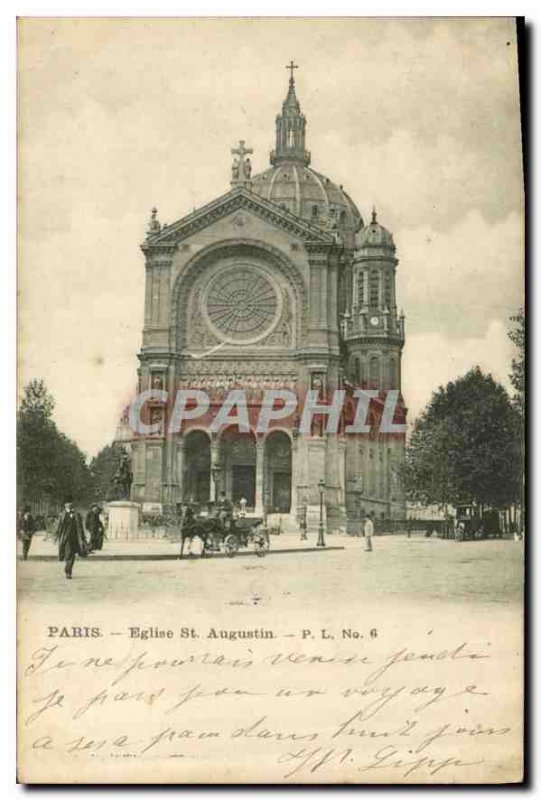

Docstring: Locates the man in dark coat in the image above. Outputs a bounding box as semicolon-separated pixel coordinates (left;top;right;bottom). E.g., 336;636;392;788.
18;505;36;561
56;498;86;578
85;504;105;551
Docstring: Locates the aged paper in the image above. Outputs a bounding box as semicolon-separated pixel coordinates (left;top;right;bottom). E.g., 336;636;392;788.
17;18;524;784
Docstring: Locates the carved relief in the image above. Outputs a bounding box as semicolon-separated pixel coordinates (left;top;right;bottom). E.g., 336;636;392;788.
187;288;219;348
260;294;293;347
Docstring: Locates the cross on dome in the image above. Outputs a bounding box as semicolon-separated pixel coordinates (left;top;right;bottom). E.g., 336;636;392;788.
286;60;299;83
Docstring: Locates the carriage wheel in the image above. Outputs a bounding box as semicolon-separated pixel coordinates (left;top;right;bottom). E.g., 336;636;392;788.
224;535;239;557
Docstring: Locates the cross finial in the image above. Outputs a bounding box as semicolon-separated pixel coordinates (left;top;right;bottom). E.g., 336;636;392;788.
371;205;378;224
286;60;299;82
231;139;253;160
230;140;253;186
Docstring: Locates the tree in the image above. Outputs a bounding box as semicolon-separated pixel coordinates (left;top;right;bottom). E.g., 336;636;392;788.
405;368;522;511
508;309;525;417
17;379;94;508
89;444;123;502
508;309;525;527
19;378;55;418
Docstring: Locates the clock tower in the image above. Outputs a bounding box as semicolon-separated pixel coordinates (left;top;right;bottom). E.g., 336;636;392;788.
342;207;405;392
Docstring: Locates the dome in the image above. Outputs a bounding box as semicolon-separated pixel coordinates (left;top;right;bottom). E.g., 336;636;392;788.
355;208;395;253
251;164;363;238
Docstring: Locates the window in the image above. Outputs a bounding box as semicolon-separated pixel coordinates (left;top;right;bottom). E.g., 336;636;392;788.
384;272;392;308
357;271;366;306
389;358;397;389
370;356;380;388
369;269;379;307
312;204;319;219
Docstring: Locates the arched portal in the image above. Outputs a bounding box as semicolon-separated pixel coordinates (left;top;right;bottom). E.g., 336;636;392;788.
220;428;257;508
265;431;292;513
183;430;211;503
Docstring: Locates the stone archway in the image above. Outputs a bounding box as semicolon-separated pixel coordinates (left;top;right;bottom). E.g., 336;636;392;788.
264;431;292;513
183;430;211;503
220;428;257;508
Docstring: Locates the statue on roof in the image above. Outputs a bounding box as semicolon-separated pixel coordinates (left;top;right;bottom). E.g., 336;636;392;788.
230;140;253;187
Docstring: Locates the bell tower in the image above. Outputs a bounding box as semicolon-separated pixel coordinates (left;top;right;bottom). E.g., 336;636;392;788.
342;208;405;392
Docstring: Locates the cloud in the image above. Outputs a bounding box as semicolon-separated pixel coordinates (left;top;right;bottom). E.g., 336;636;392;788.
403;319;515;426
395;209;524;338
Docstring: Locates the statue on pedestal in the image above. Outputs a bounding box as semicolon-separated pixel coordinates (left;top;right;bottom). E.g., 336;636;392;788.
110;449;133;500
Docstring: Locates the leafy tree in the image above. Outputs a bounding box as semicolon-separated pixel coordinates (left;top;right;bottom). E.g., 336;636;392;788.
508;309;525;417
405;368;521;511
19;378;55;418
508;309;525;525
89;444;122;503
17;379;94;508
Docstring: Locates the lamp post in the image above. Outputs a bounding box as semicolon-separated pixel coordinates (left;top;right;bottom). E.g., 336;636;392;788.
317;478;326;547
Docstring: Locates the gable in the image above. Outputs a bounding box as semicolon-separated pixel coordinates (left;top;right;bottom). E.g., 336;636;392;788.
143;186;335;248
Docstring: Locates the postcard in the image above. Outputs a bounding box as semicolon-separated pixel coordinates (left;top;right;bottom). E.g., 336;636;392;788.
17;17;524;784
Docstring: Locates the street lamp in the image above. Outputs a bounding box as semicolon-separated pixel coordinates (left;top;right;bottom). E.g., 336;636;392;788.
317;478;326;547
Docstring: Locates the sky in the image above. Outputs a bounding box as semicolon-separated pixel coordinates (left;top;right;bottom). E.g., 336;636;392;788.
17;17;524;457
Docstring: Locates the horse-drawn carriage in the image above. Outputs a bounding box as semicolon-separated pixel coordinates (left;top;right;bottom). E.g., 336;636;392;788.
454;504;502;541
178;502;270;559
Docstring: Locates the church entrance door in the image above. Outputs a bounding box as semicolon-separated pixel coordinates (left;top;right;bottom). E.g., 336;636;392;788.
265;431;292;514
232;465;256;507
183;430;211;503
221;428;257;510
272;472;291;512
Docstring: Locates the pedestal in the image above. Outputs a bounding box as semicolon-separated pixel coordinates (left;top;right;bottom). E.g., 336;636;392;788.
107;501;141;540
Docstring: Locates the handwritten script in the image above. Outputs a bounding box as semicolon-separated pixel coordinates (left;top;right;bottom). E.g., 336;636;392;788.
17;627;521;783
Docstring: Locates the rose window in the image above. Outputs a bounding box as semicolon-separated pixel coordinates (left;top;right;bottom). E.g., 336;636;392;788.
203;265;281;343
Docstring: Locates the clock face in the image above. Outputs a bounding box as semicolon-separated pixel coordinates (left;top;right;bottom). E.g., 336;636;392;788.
370;316;380;326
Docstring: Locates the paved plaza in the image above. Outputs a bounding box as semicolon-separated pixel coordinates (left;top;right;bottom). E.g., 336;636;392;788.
18;533;523;612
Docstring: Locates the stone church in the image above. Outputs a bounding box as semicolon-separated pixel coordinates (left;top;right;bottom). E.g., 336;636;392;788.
123;68;407;532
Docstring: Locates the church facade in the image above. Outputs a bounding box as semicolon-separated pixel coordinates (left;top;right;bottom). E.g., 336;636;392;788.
125;69;407;532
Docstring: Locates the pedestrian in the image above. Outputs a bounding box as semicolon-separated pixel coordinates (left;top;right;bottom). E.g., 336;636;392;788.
55;497;87;579
18;505;36;561
364;512;374;552
216;490;234;527
85;503;105;551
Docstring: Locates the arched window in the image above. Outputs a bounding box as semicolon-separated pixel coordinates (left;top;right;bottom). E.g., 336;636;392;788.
356;271;366;307
370;356;380;388
369;269;379;307
384;272;392;309
389;357;397;389
312;204;319;219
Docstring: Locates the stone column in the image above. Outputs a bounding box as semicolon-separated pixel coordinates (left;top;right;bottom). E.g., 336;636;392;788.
255;435;265;515
290;433;299;514
177;436;185;503
210;435;220;501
